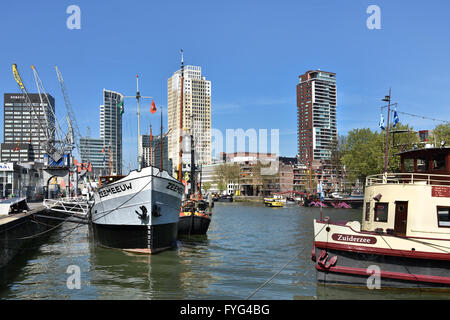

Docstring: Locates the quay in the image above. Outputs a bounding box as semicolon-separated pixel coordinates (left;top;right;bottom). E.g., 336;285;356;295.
0;201;57;269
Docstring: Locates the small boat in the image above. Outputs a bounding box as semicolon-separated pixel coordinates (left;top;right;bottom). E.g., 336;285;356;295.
264;195;286;207
264;200;285;207
312;146;450;288
178;195;212;235
213;194;233;202
177;131;213;236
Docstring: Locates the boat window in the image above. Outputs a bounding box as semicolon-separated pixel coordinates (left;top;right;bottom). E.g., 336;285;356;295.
374;202;388;222
437;207;450;227
365;202;371;221
416;158;428;172
403;158;414;172
432;154;446;171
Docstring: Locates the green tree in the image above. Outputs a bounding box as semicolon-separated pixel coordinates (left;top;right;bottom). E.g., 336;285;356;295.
341;123;419;186
202;182;211;193
213;163;242;194
431;123;450;146
341;128;384;184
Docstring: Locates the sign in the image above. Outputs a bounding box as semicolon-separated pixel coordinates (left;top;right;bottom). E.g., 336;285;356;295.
432;186;450;198
332;233;377;245
0;163;14;171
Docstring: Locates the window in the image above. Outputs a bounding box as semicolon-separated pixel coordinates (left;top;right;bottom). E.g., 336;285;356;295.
417;158;428;172
432;153;446;170
374;202;388;222
437;207;450;227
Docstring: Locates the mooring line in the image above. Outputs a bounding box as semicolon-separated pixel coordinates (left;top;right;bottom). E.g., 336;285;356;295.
246;222;327;300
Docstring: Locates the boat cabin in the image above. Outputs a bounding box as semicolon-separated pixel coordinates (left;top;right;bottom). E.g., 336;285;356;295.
361;147;450;238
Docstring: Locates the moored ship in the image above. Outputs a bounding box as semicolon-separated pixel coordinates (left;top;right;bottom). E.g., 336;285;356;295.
90;166;184;254
312;146;450;288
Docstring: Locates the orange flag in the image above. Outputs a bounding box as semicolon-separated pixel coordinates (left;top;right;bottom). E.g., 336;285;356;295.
151;100;157;114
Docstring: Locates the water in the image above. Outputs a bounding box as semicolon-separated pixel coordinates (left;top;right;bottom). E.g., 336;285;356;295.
0;202;449;300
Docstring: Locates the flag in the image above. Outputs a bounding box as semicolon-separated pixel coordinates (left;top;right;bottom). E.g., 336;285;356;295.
393;109;399;127
379;113;385;130
118;98;124;115
151;100;157;114
317;180;324;201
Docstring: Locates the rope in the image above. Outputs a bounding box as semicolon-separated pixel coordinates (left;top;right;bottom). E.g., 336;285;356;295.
246;222;327;299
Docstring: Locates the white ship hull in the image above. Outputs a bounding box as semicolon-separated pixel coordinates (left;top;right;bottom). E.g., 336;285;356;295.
90;166;184;254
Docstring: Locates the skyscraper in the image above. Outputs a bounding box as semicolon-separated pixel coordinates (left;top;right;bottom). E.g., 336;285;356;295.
1;93;55;162
297;70;337;165
100;89;123;175
79;89;123;176
167;65;212;173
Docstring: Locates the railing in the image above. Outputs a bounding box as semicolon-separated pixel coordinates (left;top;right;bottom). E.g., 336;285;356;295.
366;172;450;187
43;196;91;218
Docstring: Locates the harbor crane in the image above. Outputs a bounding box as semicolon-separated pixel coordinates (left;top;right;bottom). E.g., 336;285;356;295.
12;64;73;197
55;66;83;155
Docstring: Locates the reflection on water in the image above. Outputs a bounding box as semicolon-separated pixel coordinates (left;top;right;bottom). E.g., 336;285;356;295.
0;202;448;299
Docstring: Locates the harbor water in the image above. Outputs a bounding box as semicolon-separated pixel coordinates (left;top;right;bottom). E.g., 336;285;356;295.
0;202;449;300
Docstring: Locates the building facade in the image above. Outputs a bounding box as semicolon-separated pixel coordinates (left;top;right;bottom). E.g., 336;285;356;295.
139;133;171;173
167;65;212;175
2;93;56;162
79;137;106;177
100;89;123;175
297;70;337;165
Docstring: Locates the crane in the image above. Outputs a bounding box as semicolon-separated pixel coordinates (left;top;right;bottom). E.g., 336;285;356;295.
55;66;82;155
12;63;72;166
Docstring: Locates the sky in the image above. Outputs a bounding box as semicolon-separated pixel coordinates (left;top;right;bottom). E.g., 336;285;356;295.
1;0;450;170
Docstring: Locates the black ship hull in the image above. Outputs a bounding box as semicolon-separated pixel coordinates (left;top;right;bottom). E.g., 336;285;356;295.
178;214;211;235
91;222;178;254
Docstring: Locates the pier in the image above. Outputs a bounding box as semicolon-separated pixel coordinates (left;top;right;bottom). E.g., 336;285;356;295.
0;201;57;269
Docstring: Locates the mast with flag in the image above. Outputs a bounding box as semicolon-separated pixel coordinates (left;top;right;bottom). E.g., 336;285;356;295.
124;74;152;171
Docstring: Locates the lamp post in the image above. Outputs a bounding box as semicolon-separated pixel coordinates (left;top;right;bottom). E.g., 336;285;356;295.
382;89;391;173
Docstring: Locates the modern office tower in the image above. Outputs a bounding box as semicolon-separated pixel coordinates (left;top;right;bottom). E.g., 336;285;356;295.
79;137;107;177
100;89;123;175
297;70;337;165
139;132;171;173
2;93;55;162
167;65;212;174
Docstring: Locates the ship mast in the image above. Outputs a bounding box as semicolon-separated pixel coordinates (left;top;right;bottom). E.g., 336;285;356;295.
124;74;152;171
136;74;142;170
177;49;184;182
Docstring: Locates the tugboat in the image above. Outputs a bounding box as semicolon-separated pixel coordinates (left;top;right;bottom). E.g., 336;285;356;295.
312;146;450;288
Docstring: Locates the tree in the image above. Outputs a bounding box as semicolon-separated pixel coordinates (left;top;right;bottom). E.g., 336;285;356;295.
341;128;383;184
341;123;419;186
202;182;211;193
213;163;242;194
430;123;450;146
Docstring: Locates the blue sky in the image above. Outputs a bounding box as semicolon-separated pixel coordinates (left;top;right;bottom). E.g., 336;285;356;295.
1;0;450;169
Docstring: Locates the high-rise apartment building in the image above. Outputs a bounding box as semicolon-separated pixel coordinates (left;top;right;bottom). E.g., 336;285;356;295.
79;89;123;176
297;70;337;165
100;89;123;175
2;93;55;162
167;65;211;174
